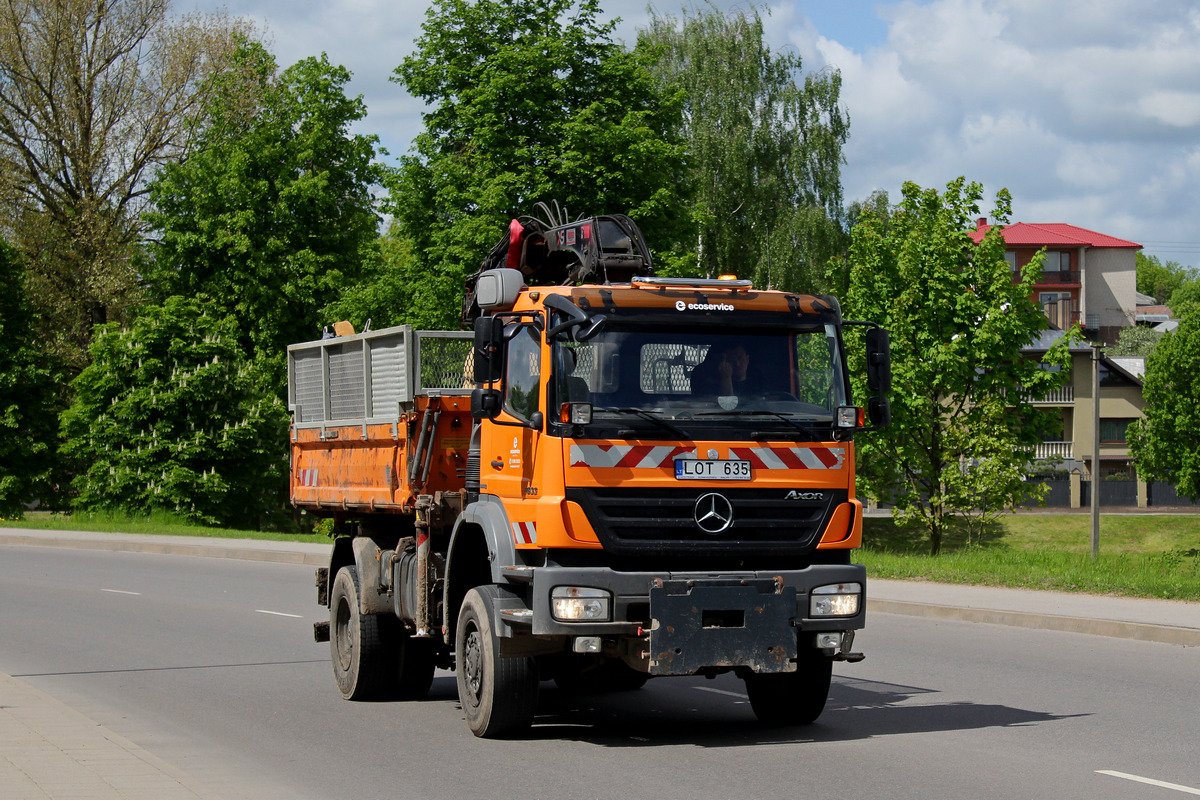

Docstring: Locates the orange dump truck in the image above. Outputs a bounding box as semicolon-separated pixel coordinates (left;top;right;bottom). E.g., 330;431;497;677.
292;213;890;737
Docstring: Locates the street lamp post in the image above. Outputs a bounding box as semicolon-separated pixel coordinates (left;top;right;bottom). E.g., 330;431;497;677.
1091;343;1100;558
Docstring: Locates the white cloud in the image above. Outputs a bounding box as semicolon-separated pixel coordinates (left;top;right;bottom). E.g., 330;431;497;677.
1138;91;1200;129
789;0;1200;260
181;0;1200;264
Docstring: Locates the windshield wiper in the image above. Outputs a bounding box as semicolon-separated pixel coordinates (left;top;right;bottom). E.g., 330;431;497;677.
594;407;689;439
695;410;824;442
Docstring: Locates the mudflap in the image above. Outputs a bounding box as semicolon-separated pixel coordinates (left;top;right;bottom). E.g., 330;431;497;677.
648;579;798;676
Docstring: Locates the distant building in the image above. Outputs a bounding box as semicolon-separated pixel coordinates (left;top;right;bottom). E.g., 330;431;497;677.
970;220;1141;346
1018;331;1148;507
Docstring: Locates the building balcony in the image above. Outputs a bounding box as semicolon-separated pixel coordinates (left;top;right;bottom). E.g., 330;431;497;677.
1034;270;1080;286
1011;270;1080;286
1036;441;1074;461
1011;385;1075;405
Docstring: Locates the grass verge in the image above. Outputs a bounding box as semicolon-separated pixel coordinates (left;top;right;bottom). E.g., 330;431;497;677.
862;515;1200;600
0;510;319;543
5;510;1199;601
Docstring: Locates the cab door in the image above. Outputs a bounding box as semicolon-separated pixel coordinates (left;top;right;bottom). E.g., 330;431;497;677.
479;323;542;525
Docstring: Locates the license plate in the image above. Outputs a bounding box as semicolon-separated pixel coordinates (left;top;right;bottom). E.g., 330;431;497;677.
675;458;752;481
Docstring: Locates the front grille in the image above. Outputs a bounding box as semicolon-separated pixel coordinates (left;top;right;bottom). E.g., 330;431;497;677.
565;487;844;557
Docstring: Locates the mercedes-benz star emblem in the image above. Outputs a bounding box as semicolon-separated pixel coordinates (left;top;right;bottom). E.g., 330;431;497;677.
694;492;734;534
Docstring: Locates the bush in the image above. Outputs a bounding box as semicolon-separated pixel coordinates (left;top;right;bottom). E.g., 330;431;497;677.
60;296;290;528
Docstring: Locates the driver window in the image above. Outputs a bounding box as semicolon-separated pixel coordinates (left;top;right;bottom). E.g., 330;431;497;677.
505;325;541;421
794;335;833;408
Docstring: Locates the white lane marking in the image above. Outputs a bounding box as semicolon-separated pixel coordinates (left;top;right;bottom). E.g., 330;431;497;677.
101;589;141;595
256;610;303;618
694;686;747;699
1097;771;1200;796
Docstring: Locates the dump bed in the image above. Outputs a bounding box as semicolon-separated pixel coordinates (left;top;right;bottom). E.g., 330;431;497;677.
287;325;474;513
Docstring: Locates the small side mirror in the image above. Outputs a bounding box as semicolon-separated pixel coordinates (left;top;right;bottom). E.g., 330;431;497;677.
472;387;502;420
475;268;525;310
868;396;891;427
473;316;504;383
544;293;606;341
577;314;607;342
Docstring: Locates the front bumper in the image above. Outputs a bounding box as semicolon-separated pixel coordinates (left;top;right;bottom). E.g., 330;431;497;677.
496;563;866;675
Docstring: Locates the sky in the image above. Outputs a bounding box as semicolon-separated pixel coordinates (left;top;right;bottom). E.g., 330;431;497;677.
184;0;1200;267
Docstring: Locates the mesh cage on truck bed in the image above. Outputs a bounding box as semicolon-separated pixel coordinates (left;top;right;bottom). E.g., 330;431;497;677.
288;326;473;426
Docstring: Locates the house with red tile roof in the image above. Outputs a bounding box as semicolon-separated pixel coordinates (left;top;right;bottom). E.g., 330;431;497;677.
969;220;1141;345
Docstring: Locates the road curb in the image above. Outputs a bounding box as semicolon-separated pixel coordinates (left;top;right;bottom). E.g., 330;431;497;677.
869;598;1200;647
6;531;1197;647
0;533;330;567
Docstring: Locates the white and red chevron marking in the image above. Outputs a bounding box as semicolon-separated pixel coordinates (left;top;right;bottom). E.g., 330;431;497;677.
570;444;696;469
571;443;844;471
729;446;845;470
298;468;319;486
511;521;537;545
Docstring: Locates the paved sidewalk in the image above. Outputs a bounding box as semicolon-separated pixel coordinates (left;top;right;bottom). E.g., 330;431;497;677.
0;673;216;800
0;528;330;567
870;578;1200;647
2;526;1198;799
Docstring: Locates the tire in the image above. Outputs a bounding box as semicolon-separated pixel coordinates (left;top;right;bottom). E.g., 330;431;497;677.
743;651;833;726
455;585;539;738
330;566;394;701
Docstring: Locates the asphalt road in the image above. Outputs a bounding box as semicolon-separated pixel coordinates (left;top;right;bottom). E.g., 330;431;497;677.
2;545;1198;800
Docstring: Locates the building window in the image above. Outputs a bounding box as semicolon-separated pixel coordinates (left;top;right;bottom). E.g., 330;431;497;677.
1042;251;1071;272
1004;251;1017;271
1099;418;1136;443
1098;363;1137;388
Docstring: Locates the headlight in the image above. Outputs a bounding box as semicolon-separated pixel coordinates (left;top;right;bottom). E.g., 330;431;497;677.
551;586;612;621
810;582;861;617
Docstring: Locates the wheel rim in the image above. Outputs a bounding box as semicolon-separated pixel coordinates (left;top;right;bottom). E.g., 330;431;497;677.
462;626;483;703
334;595;353;672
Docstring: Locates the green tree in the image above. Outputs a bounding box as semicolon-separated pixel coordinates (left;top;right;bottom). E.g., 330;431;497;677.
0;0;253;370
1168;279;1200;319
145;44;385;370
59;295;289;527
844;178;1073;554
1107;325;1162;358
1129;316;1200;501
0;241;59;517
639;4;849;289
322;222;418;331
391;0;688;329
1136;253;1197;306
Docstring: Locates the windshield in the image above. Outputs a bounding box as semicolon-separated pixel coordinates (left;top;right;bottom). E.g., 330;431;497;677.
551;323;849;441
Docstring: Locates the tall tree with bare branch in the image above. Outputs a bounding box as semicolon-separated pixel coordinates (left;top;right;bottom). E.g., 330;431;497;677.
0;0;252;369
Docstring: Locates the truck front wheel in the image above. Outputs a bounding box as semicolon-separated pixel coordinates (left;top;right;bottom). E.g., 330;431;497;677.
330;565;393;701
455;585;539;737
743;650;833;726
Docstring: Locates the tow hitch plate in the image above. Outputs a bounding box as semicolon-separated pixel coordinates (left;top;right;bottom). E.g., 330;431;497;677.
648;580;798;676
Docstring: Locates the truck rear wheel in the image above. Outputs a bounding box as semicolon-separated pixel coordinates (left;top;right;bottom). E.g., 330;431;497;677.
330;566;393;701
455;585;539;738
743;651;833;726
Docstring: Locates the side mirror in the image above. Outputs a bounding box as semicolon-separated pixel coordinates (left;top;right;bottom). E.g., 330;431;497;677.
577;314;607;342
544;293;607;341
867;396;891;427
471;388;502;420
866;328;891;394
473;316;504;383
